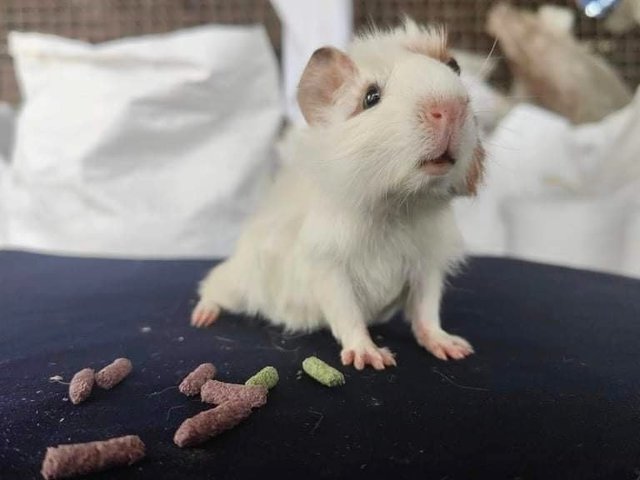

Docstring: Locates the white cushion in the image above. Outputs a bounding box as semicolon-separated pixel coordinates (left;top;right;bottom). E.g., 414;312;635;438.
1;25;281;258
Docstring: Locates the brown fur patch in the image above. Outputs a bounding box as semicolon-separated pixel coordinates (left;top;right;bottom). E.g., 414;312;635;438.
465;144;486;196
405;26;449;62
297;47;357;125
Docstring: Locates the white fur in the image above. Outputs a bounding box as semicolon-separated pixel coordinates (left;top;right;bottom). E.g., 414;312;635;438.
193;21;482;369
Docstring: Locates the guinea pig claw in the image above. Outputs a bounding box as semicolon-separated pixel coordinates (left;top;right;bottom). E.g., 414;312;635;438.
190;302;220;328
382;348;398;367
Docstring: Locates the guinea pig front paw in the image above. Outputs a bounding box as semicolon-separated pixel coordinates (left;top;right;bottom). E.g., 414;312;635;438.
340;344;397;371
190;301;221;328
414;327;474;361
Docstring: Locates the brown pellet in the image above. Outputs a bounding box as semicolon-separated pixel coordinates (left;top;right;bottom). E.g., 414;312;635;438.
200;380;267;408
174;401;253;448
41;435;145;479
179;363;216;396
68;368;95;405
95;358;132;390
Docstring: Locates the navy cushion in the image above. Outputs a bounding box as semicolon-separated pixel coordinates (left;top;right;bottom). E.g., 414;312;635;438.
1;251;639;479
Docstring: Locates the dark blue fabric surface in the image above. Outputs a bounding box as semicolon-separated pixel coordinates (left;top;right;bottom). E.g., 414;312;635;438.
1;251;640;480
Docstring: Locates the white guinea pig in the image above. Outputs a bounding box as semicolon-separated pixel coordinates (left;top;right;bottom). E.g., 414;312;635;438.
192;19;486;370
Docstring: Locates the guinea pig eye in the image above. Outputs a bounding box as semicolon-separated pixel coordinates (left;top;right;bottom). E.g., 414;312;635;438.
446;57;461;75
363;85;381;110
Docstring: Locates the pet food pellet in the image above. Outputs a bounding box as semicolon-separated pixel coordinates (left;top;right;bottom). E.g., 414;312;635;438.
68;368;94;405
41;435;145;479
174;401;253;448
95;358;132;390
200;380;267;408
302;356;345;387
245;366;279;389
179;363;216;396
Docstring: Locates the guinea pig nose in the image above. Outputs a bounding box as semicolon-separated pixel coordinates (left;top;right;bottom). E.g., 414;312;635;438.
424;99;467;126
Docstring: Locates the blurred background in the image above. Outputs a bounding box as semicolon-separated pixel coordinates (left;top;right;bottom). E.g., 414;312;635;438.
0;0;638;278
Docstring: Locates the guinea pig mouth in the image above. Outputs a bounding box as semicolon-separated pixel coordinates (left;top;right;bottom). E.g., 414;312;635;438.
419;152;456;175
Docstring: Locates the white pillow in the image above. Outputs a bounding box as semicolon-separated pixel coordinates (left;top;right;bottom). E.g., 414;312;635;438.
1;25;281;258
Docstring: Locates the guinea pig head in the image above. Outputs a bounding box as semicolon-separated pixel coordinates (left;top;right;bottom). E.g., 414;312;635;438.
296;19;485;207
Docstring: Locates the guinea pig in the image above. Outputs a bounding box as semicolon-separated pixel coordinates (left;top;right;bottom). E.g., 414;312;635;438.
191;19;486;370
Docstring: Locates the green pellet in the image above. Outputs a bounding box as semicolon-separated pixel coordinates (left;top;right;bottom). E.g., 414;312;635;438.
245;366;279;389
302;356;345;387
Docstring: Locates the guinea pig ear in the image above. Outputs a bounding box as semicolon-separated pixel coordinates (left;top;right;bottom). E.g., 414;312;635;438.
297;47;357;125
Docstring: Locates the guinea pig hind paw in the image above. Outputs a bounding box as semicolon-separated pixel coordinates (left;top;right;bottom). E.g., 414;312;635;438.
341;345;396;371
190;302;221;328
415;329;474;361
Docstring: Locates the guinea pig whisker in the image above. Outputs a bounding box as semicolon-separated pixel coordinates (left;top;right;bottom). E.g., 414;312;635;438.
479;38;499;78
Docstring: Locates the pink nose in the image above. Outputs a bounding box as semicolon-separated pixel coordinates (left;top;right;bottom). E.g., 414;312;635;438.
424;98;467;127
